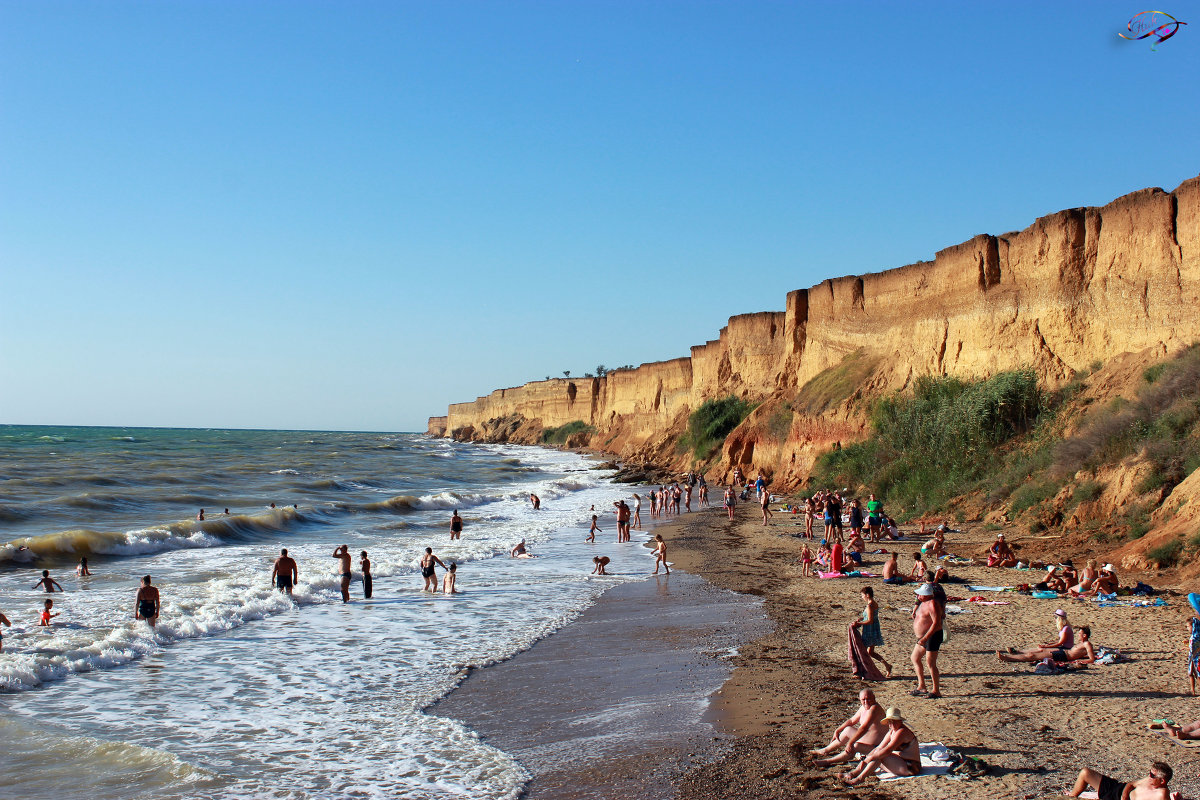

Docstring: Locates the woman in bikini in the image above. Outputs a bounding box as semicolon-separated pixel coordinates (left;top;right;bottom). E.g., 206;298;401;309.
841;707;921;785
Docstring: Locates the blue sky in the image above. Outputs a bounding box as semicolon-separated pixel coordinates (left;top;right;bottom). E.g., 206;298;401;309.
1;1;1196;432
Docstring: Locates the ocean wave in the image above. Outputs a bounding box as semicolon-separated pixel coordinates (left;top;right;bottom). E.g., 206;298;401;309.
55;493;147;512
0;508;308;565
0;504;32;523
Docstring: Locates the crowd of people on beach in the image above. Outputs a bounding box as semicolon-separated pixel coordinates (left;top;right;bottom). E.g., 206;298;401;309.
771;481;1194;795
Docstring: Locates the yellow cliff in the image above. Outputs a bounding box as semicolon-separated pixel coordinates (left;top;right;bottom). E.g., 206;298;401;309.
430;175;1200;487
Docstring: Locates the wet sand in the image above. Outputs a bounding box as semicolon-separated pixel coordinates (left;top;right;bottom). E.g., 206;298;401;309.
431;566;770;799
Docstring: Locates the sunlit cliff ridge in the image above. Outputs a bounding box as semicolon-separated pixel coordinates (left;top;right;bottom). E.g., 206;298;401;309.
429;176;1200;498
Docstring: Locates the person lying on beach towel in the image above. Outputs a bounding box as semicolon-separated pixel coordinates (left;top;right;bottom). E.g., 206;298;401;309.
1068;760;1172;799
810;689;886;767
841;707;921;785
997;625;1096;664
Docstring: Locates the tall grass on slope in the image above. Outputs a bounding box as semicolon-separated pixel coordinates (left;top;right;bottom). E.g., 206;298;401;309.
541;420;595;445
678;396;753;462
1053;344;1200;495
811;370;1042;515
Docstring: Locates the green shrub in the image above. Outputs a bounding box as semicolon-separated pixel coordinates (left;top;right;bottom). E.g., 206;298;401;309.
678;396;752;461
811;369;1042;514
541;420;595;445
1010;480;1060;517
1144;363;1167;384
766;403;794;440
1073;480;1104;503
1147;538;1183;568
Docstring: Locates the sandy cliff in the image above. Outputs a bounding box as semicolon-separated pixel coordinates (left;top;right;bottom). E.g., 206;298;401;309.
430;175;1200;486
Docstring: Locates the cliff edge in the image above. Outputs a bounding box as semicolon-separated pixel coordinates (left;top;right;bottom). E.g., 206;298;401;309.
430;175;1200;489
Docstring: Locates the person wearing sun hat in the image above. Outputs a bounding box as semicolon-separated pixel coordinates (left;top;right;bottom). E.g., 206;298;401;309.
840;706;922;785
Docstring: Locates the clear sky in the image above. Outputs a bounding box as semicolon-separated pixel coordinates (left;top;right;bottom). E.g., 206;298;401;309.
1;1;1196;432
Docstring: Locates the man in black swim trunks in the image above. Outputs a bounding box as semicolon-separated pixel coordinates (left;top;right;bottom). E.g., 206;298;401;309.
1069;761;1172;799
449;510;463;541
421;547;446;592
333;545;352;602
271;548;298;596
135;575;160;627
911;582;945;698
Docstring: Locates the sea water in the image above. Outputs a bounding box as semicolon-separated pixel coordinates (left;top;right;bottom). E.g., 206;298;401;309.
0;426;653;799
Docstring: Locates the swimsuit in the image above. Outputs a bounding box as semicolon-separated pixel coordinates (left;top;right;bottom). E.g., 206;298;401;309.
277;575;293;590
923;629;944;652
1189;618;1200;677
138;601;156;619
1050;648;1069;662
1096;775;1126;800
41;611;51;624
422;564;435;578
363;573;373;599
859;610;884;647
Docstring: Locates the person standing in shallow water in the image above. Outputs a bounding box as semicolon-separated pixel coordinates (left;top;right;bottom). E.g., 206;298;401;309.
135;575;160;627
333;545;352;602
272;548;298;596
360;551;372;599
449;509;463;540
421;547;446;591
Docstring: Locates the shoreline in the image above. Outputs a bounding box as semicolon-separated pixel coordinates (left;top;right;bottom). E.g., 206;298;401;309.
429;510;772;799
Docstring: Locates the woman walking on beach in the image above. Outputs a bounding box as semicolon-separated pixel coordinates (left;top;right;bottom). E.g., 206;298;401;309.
854;587;892;677
723;486;736;521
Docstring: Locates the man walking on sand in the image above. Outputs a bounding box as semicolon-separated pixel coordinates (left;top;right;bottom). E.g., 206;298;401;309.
135;575;160;627
333;545;353;602
272;548;299;595
911;582;944;698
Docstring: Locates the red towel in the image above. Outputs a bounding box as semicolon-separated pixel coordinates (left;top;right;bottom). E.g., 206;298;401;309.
848;623;886;681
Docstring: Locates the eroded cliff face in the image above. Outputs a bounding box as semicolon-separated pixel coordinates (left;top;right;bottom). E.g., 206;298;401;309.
428;176;1200;487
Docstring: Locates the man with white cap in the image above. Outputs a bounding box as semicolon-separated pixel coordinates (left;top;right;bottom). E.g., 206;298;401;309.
911;581;945;698
840;706;921;785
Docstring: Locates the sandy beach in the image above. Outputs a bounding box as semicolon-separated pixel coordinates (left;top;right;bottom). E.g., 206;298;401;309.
665;501;1200;800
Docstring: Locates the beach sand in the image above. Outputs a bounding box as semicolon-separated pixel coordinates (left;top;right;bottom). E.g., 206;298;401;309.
436;502;1200;799
668;504;1200;800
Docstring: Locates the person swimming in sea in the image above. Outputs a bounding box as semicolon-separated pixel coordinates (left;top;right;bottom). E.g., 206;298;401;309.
76;557;91;577
32;570;63;593
510;540;534;558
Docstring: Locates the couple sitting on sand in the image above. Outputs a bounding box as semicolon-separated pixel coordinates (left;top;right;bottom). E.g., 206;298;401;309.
809;690;921;785
996;609;1097;665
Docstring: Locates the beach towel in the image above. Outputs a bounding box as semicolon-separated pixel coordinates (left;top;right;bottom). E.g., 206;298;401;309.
967;585;1010;592
1153;729;1200;748
848;623;886;681
877;742;956;780
966;598;1010;605
819;571;847;579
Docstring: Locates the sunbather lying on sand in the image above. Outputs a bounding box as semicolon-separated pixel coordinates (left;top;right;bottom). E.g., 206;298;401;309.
1161;719;1200;740
810;689;886;766
997;625;1095;664
1068;760;1172;799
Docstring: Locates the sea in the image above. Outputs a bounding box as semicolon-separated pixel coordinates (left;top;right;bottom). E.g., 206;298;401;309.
0;425;657;799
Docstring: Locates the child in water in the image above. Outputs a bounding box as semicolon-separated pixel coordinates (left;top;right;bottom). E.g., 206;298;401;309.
40;599;58;627
592;556;610;575
443;563;458;594
587;515;601;543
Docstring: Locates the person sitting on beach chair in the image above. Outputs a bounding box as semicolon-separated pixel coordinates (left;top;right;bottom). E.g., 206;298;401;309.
810;689;887;767
1068;760;1172;799
987;534;1017;568
997;625;1096;664
840;707;921;785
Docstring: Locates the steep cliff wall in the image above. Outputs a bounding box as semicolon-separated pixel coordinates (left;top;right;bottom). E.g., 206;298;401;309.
431;175;1200;485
